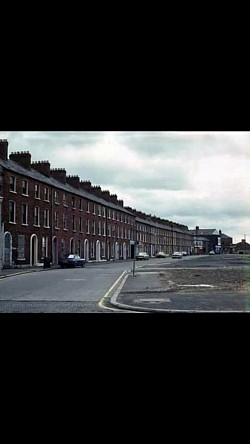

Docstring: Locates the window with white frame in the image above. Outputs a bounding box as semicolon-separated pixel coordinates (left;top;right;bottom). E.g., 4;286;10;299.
54;211;59;228
102;221;106;236
9;200;16;223
63;193;67;207
86;219;90;234
34;206;40;226
63;213;67;230
10;175;16;192
22;203;28;225
79;216;83;232
72;214;76;231
107;224;111;237
22;179;28;196
44;187;49;201
35;184;40;199
54;190;60;204
44;209;49;227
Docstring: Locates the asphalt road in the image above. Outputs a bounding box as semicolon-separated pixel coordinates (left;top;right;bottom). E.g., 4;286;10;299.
1;254;249;313
0;261;132;313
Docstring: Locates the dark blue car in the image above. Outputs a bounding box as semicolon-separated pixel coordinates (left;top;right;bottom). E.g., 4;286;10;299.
58;254;86;268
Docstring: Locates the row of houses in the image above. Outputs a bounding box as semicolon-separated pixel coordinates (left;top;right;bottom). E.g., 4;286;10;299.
190;227;250;255
0;139;233;269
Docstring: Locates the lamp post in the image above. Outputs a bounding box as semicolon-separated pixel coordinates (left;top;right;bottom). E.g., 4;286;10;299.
0;196;3;270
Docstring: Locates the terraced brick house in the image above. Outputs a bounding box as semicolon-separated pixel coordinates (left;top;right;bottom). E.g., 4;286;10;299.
0;138;194;268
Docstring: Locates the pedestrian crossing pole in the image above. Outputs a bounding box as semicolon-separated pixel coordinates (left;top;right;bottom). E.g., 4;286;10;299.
132;241;138;277
0;196;3;270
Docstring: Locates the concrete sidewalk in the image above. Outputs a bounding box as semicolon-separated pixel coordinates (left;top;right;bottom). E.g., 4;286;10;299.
0;264;57;279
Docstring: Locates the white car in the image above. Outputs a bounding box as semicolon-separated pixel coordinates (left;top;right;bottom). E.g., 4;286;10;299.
156;251;168;258
181;251;188;256
136;252;149;260
172;251;183;259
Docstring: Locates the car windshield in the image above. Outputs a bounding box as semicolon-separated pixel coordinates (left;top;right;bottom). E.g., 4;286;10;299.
68;255;75;259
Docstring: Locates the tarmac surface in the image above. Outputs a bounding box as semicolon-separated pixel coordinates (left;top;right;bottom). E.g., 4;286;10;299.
1;256;250;312
109;255;250;313
110;270;248;312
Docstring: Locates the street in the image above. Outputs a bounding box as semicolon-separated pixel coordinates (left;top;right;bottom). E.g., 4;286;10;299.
0;260;132;313
0;254;249;312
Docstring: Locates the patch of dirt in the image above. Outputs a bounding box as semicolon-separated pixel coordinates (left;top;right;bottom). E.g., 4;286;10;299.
159;268;250;293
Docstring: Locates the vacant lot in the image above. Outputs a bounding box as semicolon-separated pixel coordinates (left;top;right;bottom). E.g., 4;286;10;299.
159;267;250;293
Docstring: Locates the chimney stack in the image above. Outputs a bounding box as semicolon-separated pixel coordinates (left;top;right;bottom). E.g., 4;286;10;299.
0;139;8;160
101;190;111;201
32;161;51;177
66;175;80;189
110;194;118;204
91;185;102;196
9;151;31;169
80;180;92;192
50;168;67;183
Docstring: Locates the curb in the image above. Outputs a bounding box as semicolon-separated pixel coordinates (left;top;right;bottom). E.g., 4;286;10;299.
0;266;56;279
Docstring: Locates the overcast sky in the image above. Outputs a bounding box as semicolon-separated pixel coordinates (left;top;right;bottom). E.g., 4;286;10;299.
0;131;249;244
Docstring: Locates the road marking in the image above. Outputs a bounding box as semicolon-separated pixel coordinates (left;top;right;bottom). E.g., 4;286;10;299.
136;298;171;303
98;270;144;312
177;284;215;287
98;270;128;311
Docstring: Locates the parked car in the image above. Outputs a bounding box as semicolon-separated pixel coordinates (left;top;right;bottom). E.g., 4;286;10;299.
58;254;86;268
209;250;215;255
136;252;149;260
172;251;183;259
181;251;188;256
156;251;168;258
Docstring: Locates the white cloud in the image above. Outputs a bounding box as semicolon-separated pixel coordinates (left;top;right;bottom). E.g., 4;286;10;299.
1;130;250;244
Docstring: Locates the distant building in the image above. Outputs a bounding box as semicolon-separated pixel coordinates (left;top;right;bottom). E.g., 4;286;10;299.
234;239;250;254
221;233;234;253
188;227;234;254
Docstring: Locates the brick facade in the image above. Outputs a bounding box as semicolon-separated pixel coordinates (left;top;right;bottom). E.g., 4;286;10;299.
0;139;193;268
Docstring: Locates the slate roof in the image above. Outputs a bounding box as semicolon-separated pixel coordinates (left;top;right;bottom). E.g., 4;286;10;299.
234;240;250;249
189;228;219;236
221;233;232;239
0;157;134;215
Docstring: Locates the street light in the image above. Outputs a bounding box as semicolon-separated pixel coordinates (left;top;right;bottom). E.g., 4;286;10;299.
0;196;3;270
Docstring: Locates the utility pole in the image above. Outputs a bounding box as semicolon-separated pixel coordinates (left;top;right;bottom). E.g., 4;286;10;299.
0;196;3;270
132;242;138;277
